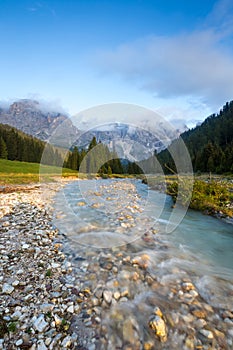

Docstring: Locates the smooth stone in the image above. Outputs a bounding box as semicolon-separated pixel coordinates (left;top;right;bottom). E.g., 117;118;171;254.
113;291;121;300
2;283;14;294
45;338;52;346
149;315;167;342
195;319;207;328
40;303;54;313
123;317;139;344
22;244;30;249
103;290;112;304
33;314;48;332
54;314;62;326
181;282;195;291
191;309;206;319
199;329;214;339
11;310;22;320
222;310;233;319
153;306;163;317
15;339;23;346
12;280;20;287
37;339;47;350
67;305;74;313
185;336;195;349
51;263;60;268
61;335;72;348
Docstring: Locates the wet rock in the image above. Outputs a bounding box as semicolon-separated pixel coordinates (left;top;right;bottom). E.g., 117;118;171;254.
143;342;154;350
181;282;195;292
103;290;112;304
191;309;206;319
113;291;121;301
122;316;140;347
184;335;195;349
222;310;233;319
149;315;167;342
199;329;214;339
153;306;163;318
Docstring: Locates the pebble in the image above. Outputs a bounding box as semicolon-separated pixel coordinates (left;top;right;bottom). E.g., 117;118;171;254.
199;329;214;339
1;180;233;350
103;290;112;304
67;305;74;313
2;283;14;294
22;243;30;249
37;339;48;350
149;315;167;342
33;314;48;332
15;339;23;346
40;303;54;313
61;335;72;347
113;291;121;300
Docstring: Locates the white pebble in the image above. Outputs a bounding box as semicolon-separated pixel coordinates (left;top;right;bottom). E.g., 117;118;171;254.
200;329;214;339
33;314;48;332
2;283;14;294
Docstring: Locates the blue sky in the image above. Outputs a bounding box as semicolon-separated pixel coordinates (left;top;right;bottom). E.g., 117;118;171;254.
1;0;233;127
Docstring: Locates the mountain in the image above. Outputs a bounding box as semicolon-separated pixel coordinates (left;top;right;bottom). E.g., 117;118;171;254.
73;123;166;161
0;100;183;159
73;121;184;161
0;99;70;141
157;101;233;174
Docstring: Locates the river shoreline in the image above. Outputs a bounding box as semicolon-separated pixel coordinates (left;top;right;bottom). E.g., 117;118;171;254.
0;180;90;349
142;175;233;223
1;179;233;349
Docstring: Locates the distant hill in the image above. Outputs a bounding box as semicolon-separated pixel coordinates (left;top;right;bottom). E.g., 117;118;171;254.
158;101;233;174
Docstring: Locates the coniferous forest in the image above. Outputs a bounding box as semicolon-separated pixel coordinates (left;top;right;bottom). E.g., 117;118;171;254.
157;101;233;174
0;124;63;166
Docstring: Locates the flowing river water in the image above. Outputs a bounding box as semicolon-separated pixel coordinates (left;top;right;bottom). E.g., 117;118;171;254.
52;179;233;349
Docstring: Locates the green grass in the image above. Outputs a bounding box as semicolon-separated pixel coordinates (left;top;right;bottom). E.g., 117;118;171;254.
0;159;78;185
166;176;233;218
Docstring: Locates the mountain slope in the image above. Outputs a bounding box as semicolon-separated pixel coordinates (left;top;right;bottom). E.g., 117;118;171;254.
0;123;63;166
0;100;68;141
158;101;233;173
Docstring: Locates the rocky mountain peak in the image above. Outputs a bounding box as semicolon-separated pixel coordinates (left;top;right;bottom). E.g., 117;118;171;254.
0;99;69;141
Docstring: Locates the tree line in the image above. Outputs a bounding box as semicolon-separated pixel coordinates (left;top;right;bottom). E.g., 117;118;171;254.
0;123;63;166
65;136;143;175
157;101;233;174
0;124;142;175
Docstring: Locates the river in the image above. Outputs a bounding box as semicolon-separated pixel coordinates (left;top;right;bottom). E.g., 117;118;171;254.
52;178;233;349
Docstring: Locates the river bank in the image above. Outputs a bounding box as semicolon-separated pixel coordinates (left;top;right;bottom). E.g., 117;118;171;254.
143;175;233;222
0;180;89;349
1;179;233;349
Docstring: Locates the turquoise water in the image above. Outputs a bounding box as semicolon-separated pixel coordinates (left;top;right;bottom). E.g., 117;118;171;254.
53;179;233;309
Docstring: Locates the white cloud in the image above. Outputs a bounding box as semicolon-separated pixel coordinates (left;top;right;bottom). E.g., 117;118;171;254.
94;29;233;107
92;0;233;116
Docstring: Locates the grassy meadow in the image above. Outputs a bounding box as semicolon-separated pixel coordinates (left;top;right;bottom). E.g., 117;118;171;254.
0;159;78;185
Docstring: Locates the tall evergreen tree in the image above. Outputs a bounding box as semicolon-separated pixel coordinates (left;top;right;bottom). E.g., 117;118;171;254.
0;136;8;159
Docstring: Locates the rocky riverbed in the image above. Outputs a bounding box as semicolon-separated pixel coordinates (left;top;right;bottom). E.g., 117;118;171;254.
0;180;233;349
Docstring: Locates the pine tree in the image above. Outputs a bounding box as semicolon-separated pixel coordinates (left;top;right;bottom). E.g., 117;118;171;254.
0;137;8;159
107;165;112;175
